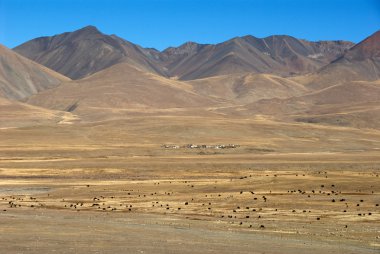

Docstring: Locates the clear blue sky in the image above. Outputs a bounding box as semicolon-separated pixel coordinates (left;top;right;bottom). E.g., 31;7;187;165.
0;0;379;50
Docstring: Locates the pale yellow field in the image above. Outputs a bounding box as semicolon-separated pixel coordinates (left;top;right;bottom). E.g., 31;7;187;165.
0;116;379;253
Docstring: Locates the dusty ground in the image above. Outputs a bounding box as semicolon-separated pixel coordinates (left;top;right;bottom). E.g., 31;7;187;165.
0;116;379;253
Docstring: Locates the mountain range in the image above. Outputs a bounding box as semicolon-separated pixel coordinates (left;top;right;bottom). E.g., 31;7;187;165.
14;25;353;80
1;25;380;130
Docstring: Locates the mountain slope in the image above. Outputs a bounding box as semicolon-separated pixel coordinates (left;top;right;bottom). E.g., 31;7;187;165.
0;96;77;128
187;73;308;104
0;44;69;100
26;62;220;121
240;30;380;129
14;26;166;79
15;26;354;81
163;35;353;80
306;30;380;90
242;80;380;129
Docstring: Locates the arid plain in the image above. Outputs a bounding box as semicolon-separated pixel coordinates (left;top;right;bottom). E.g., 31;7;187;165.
1;115;380;253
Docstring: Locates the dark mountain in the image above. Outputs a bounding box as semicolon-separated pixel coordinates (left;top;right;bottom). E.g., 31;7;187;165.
344;30;380;60
0;44;69;100
14;26;354;80
159;42;209;76
14;26;166;79
162;35;353;80
306;30;380;90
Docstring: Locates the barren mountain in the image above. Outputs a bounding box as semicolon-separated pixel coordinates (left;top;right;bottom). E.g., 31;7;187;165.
9;26;380;129
163;35;353;80
27;62;220;121
306;30;380;90
14;26;166;79
15;26;354;80
235;30;380;129
0;44;69;100
159;42;209;75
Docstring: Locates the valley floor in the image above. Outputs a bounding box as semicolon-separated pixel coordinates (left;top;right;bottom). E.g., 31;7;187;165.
0;117;379;253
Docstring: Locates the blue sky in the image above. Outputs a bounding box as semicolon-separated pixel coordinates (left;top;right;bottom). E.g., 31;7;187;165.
0;0;379;50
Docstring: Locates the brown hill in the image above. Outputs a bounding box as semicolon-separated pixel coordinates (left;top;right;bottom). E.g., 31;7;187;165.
187;73;308;104
241;30;380;129
0;44;69;100
14;26;166;79
344;30;380;60
0;96;76;128
245;80;380;129
306;30;380;90
26;62;221;121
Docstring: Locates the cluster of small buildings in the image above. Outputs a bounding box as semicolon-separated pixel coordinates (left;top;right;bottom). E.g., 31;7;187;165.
161;144;240;149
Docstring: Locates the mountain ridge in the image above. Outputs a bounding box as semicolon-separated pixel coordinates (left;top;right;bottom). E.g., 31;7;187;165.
14;25;355;80
14;25;167;79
